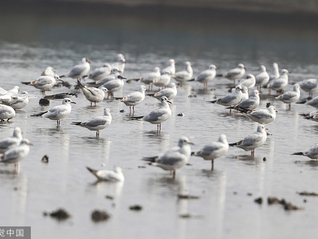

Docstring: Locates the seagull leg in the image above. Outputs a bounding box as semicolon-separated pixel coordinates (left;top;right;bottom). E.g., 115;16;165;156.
172;170;176;179
289;104;291;110
211;159;214;170
251;149;255;157
132;106;135;116
96;131;99;138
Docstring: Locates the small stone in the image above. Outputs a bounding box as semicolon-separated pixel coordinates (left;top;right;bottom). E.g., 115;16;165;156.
41;155;49;163
254;197;263;204
49;208;71;221
91;210;111;222
178;194;200;199
105;195;114;200
177;113;185;117
263;157;266;161
129;205;142;211
120;110;125;113
247;193;253;196
179;213;191;218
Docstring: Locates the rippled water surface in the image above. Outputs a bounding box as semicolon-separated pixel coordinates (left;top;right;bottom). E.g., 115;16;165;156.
1;6;318;239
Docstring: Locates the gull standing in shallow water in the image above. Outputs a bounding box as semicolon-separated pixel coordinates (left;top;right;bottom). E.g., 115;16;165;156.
86;166;124;181
196;64;217;89
89;63;112;82
298;78;318;98
217;63;245;85
32;98;75;126
292;144;318;160
61;58;91;80
255;65;270;92
161;59;176;76
143;96;172;133
195;134;229;170
172;61;193;85
267;69;289;95
121;85;146;116
229;124;267;157
154;82;177;101
72;108;112;138
0;127;23;153
227;89;260;113
239;74;256;91
245;105;277;124
77;80;107;106
305;96;318;108
142;136;193;178
275;83;300;110
9;91;29;110
209;85;242;113
0;138;32;171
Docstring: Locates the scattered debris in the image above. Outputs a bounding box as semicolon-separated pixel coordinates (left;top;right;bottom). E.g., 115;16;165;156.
188;95;197;98
267;197;303;211
119;110;125;113
44;208;71;221
105;195;114;200
247;193;253;196
177;113;185;117
138;165;146;168
263;157;266;161
41;155;49;163
129;205;142;211
297;191;318;196
186;163;192;166
91;210;111;222
179;213;191;218
233;192;237;195
178;194;200;199
39;98;50;106
254;197;263;204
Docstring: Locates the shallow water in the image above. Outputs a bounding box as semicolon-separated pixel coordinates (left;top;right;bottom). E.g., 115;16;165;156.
1;5;318;239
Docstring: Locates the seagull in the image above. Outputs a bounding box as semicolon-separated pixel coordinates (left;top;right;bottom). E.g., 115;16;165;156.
41;66;56;76
72;108;112;138
194;134;229;170
89;63;112;82
292;143;318;160
217;63;245;85
0;127;23;153
209;85;242;113
267;69;289;95
142;136;193;178
0;86;20;104
298;79;318;98
227;89;260;113
32;98;76;126
9;91;29;110
241;86;249;101
77;80;107;106
196;65;217;89
143;96;172;132
86;166;124;181
270;62;280;80
22;75;61;95
153;73;171;89
0;105;15;121
275;83;300;110
299;110;318;121
171;61;193;85
161;59;175;75
255;65;270;92
305;96;318;108
92;68;123;86
245;105;277;124
0;138;32;171
61;57;91;80
112;54;126;74
229;124;267;157
138;67;161;90
121;85;146;115
153;82;177;101
239;74;256;90
103;77;124;99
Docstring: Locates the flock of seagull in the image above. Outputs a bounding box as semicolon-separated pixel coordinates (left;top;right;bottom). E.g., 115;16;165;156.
1;53;318;179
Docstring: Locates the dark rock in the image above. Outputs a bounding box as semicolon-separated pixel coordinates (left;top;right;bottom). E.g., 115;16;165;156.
105;195;114;200
297;191;318;196
91;210;110;222
129;205;142;211
49;208;70;221
254;197;263;204
41;155;49;163
178;194;200;199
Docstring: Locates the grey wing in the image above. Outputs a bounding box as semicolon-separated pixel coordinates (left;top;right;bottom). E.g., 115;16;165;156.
226;68;240;78
85;117;108;127
0;139;17;150
242;133;263;147
2;148;25;162
158;151;184;165
281;91;297;101
199;143;222;155
69;65;86;77
126;92;143;103
220;94;238;104
249;111;272;120
37;77;54;86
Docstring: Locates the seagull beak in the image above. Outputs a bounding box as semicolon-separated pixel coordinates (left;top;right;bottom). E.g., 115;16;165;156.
188;141;194;145
167;100;172;104
71;101;76;104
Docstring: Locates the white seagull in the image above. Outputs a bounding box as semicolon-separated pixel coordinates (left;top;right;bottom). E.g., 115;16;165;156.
89;63;112;82
246;105;277;124
121;85;146;115
22;74;61;95
196;64;217;89
62;57;91;80
154;82;177;101
103;77;124;99
229;124;267;157
172;61;193;85
77;80;107;106
86;166;124;181
228;89;260;112
161;59;176;75
267;69;289;94
217;63;245;85
195;134;229;170
33;98;75;126
209;85;243;113
306;96;318;108
139;67;161;90
143;96;172;132
292;144;318;160
255;65;270;92
143;136;193;178
112;54;126;74
239;74;256;90
0;127;23;153
72;108;112;138
0;138;32;171
298;79;318;98
9;91;29;110
275;83;301;110
0;105;15;121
